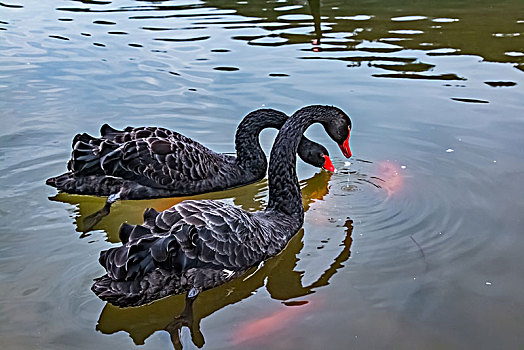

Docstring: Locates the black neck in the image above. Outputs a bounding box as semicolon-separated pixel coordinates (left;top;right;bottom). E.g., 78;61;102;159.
267;106;337;220
234;109;289;173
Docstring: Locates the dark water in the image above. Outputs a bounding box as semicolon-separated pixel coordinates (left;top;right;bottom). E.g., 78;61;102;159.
1;0;524;349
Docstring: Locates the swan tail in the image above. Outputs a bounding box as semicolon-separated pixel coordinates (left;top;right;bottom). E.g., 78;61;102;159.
92;220;182;307
45;172;126;196
91;268;187;307
100;123;123;139
92;221;186;307
92;222;239;306
98;223;197;282
67;132;122;176
92;266;243;307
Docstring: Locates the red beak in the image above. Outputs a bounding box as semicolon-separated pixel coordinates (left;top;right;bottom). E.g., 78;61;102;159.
339;129;352;158
322;155;335;172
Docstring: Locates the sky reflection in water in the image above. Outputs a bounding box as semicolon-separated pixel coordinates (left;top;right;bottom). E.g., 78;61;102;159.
1;0;524;349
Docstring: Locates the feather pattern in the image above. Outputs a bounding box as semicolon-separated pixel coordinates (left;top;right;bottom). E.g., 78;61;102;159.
46;109;331;199
91;105;352;307
93;200;293;306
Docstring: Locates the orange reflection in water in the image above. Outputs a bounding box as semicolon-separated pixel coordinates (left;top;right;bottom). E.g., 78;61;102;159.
377;161;404;196
231;298;321;346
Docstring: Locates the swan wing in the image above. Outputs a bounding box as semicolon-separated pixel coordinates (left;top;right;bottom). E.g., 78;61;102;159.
108;136;224;188
100;124;193;144
162;200;269;269
68;125;227;189
100;200;268;282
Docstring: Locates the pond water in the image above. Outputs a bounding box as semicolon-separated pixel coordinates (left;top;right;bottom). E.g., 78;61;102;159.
1;0;524;349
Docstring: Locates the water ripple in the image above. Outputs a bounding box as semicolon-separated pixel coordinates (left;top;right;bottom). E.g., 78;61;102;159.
0;1;23;8
2;1;524;349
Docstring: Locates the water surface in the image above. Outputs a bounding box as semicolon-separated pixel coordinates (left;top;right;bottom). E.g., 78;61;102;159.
1;0;524;349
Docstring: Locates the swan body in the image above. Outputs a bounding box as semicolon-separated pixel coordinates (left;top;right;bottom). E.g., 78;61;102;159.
46;109;334;199
92;105;352;307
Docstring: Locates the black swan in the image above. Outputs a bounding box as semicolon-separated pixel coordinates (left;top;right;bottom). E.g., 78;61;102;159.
46;109;335;201
91;105;352;307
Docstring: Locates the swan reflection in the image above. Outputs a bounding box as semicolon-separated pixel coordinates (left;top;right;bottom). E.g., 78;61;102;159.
49;170;331;242
51;169;356;348
96;219;353;349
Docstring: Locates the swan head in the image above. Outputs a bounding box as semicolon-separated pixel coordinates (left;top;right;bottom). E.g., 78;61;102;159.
322;107;352;158
295;105;353;158
298;141;335;172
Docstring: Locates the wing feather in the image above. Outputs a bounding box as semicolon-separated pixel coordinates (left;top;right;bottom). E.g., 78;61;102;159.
99;199;268;287
71;125;227;190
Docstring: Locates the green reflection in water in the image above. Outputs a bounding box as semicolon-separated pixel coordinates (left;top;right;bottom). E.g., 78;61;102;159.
205;0;524;71
50;170;333;242
51;170;351;348
95;219;353;349
51;0;524;81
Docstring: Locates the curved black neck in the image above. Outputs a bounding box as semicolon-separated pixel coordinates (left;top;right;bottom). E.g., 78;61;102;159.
267;106;337;220
234;109;289;174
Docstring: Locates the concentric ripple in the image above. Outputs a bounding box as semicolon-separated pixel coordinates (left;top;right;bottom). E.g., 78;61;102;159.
1;0;524;349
